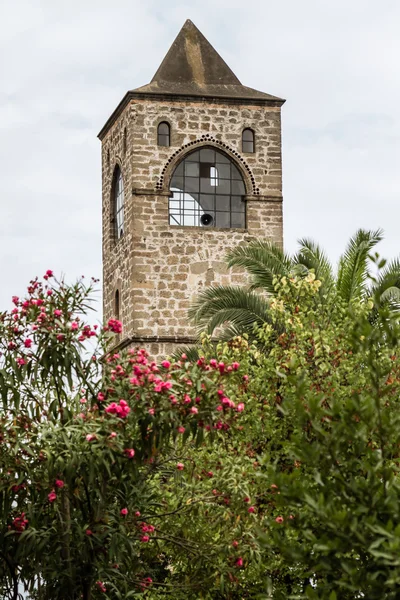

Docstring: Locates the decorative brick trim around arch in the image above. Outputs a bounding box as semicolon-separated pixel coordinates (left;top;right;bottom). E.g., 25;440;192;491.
156;135;260;196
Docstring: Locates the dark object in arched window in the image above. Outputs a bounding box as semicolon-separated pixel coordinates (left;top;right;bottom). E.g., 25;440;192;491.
115;289;120;320
113;167;124;239
158;122;170;147
169;147;246;229
242;128;255;153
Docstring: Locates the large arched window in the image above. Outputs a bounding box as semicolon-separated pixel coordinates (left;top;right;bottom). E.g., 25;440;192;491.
157;122;170;147
242;128;255;153
169;148;246;229
113;166;124;239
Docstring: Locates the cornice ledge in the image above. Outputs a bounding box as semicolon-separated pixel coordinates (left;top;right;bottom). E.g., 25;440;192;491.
245;193;283;203
132;188;171;197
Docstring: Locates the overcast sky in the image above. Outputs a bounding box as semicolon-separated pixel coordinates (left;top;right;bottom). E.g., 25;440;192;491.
1;0;399;317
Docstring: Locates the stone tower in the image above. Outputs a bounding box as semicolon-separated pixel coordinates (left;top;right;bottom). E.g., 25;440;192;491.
99;20;285;357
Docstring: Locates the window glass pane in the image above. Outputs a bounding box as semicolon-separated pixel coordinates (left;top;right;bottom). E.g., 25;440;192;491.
200;178;215;194
200;148;215;162
199;194;214;212
218;164;231;179
185;162;199;177
231;196;245;212
242;129;254;142
186;150;200;162
232;180;245;195
242;140;254;153
231;165;242;180
216;195;230;211
158;134;170;147
171;176;184;190
215;153;230;164
231;212;246;228
216;212;231;228
174;163;184;177
185;177;200;193
217;179;231;195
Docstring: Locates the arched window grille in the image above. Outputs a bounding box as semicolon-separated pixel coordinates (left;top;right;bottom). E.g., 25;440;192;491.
157;122;170;147
242;128;255;153
169;147;246;229
113;166;124;239
115;289;120;320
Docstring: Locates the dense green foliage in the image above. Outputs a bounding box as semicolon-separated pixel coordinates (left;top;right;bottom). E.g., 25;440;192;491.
3;257;400;599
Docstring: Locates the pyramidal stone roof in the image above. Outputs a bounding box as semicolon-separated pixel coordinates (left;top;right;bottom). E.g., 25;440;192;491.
98;20;284;139
133;20;283;102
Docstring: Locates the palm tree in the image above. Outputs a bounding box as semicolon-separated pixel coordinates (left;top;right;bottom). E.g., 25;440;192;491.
189;229;400;340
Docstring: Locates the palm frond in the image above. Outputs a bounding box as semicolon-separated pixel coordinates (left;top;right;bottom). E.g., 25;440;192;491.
336;229;383;303
188;285;272;337
296;238;334;290
225;241;293;293
370;257;400;311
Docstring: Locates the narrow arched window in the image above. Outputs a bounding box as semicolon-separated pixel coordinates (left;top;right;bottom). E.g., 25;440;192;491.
242;128;255;153
113;166;124;239
158;122;170;147
115;289;120;320
123;127;127;155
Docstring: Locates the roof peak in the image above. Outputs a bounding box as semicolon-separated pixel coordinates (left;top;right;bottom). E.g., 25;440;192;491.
131;20;284;103
150;19;241;88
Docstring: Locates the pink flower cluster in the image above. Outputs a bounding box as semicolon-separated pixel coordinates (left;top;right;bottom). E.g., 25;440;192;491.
12;512;29;532
105;399;131;418
106;318;123;334
139;521;155;543
96;581;107;593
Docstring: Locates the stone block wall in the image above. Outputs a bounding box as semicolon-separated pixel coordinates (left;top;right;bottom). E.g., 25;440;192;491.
101;95;283;358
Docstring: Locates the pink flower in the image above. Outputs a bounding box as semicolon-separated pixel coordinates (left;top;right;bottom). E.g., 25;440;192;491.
235;557;243;568
177;426;185;434
48;491;57;503
231;362;240;370
148;408;155;416
55;479;64;488
45;270;53;278
237;403;245;412
232;540;238;548
86;434;96;442
135;511;141;517
176;462;184;471
109;431;117;439
54;309;62;317
124;448;135;458
17;358;26;366
70;321;79;331
86;529;93;536
209;359;217;368
107;318;123;334
12;296;19;305
244;497;250;503
56;334;65;341
97;392;105;401
120;508;128;516
248;506;255;513
96;581;107;593
46;290;53;296
24;338;33;348
190;406;198;414
140;535;150;543
161;360;171;369
275;516;284;524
